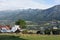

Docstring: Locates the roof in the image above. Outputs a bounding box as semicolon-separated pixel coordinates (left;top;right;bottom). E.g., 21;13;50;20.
0;25;11;30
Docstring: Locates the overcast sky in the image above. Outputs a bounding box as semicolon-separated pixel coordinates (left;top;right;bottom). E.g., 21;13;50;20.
0;0;60;10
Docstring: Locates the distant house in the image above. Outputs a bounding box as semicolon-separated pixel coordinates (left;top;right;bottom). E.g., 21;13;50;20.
0;25;21;33
52;26;60;35
0;25;11;32
53;26;58;29
11;25;21;32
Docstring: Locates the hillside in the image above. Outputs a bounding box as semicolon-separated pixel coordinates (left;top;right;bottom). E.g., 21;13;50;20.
0;5;60;24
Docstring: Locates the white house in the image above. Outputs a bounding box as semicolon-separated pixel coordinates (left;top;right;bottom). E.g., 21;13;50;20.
0;25;21;33
11;25;21;32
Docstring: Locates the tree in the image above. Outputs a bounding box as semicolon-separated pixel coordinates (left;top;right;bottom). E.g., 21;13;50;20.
15;19;26;29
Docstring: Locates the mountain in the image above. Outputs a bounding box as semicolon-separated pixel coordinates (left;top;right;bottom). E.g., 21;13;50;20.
0;9;42;21
34;5;60;22
0;5;60;24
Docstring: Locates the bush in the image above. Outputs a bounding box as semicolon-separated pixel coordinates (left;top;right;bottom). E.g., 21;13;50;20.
44;30;51;35
15;29;20;33
36;31;41;34
22;30;28;34
28;32;33;34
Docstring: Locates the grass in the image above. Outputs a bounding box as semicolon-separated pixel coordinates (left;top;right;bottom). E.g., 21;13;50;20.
0;33;60;40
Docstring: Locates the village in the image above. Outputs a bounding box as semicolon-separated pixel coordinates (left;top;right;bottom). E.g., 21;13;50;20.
36;21;60;35
0;20;60;35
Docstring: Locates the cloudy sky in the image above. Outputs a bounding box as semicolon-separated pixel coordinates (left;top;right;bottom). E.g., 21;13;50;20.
0;0;60;10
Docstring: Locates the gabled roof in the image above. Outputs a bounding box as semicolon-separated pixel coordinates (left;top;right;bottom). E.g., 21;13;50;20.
0;25;11;30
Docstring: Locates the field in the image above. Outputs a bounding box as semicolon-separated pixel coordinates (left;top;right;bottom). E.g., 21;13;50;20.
0;33;60;40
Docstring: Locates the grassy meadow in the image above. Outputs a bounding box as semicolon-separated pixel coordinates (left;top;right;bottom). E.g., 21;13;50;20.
0;33;60;40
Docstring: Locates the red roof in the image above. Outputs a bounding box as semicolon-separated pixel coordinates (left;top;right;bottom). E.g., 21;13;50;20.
0;25;11;30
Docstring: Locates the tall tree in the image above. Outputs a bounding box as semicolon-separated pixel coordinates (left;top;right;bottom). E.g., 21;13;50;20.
15;19;26;28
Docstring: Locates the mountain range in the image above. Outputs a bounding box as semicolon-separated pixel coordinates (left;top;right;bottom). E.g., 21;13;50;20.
0;5;60;24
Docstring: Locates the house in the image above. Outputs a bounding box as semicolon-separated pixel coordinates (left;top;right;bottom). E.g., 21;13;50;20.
0;25;11;32
52;26;60;35
53;26;58;29
0;25;21;33
11;25;21;32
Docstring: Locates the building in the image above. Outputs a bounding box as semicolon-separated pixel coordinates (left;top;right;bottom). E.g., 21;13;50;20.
0;25;21;33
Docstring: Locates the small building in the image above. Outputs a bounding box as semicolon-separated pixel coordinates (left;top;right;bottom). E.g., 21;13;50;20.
11;25;21;32
0;25;21;33
52;26;60;35
0;25;11;32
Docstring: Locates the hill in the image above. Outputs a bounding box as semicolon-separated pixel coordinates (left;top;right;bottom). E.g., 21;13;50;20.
0;5;60;24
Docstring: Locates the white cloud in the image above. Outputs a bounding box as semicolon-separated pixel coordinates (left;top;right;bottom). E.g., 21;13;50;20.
0;0;50;10
0;0;60;10
55;0;60;2
55;0;60;4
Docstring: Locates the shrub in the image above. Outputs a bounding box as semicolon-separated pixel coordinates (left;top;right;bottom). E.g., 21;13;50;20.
22;30;28;34
28;32;33;34
44;30;51;35
36;31;41;34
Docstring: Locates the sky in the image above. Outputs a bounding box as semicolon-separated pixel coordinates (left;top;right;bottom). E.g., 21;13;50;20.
0;0;60;10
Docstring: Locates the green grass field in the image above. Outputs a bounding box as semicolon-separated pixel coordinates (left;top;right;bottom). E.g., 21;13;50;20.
0;33;60;40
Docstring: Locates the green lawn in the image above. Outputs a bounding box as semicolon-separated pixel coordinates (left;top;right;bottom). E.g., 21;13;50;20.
0;33;60;40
